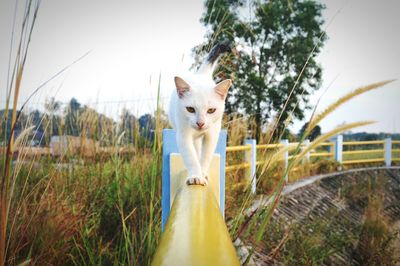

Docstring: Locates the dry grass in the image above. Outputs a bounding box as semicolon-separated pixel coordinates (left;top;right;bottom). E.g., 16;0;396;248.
0;3;163;264
1;1;41;264
1;148;163;265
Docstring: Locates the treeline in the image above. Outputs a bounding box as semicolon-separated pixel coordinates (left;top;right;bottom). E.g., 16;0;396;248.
0;97;164;147
343;132;400;141
295;122;399;142
2;97;398;147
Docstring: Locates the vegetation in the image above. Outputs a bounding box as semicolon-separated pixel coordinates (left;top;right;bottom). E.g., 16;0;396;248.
1;0;398;265
0;99;159;147
194;0;327;140
0;2;165;264
343;132;400;141
298;121;321;141
3;155;162;265
241;170;399;265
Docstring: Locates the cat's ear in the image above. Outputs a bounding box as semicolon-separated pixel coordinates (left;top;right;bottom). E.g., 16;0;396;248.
174;76;191;98
214;79;232;100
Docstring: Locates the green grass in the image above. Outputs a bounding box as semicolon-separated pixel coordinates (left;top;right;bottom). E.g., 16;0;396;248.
3;150;162;265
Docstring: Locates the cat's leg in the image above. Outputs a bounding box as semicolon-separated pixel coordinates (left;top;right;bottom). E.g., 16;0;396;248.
176;133;208;186
200;126;220;179
194;137;202;159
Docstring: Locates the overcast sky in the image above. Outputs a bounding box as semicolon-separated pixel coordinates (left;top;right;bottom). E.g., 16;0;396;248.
0;0;399;133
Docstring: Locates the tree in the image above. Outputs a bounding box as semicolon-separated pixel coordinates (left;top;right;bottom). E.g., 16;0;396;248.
0;109;28;144
64;98;81;136
44;97;61;140
298;121;321;141
29;110;43;131
194;0;326;140
119;108;137;144
138;114;155;141
44;97;61;114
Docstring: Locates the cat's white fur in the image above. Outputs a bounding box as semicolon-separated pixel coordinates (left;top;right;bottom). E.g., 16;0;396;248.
168;72;231;185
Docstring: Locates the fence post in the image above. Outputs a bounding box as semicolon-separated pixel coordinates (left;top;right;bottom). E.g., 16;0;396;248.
304;139;310;162
161;129;227;231
334;135;343;163
244;139;256;194
281;139;289;183
384;138;392;166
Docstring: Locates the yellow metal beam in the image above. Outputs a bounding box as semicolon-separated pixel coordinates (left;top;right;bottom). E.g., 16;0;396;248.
342;158;385;164
342;149;384;155
343;140;384;145
310;152;334;157
170;153;220;208
256;143;283;149
316;142;334;147
151;185;240;266
226;145;251;152
225;162;250;172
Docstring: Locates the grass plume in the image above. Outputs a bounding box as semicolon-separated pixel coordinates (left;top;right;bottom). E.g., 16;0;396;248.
292;121;375;167
306;80;395;135
1;1;40;264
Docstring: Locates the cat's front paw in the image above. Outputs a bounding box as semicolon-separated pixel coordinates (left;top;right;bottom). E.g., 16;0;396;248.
186;176;208;186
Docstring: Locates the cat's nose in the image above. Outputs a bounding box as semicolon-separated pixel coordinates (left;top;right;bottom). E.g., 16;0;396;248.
196;121;205;129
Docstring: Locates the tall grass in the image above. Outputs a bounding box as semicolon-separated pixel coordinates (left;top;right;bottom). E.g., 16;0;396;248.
0;1;163;265
1;71;164;265
1;1;40;264
225;79;394;248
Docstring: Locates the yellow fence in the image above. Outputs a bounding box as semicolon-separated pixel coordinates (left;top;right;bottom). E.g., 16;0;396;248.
225;137;399;175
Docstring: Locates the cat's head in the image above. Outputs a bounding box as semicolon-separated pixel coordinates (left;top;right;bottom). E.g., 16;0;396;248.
174;75;231;131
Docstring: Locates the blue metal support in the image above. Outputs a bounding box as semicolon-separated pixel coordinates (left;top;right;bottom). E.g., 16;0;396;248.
161;129;227;231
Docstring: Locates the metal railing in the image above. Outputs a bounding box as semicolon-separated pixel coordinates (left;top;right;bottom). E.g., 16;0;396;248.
151;186;240;266
225;136;399;192
153;131;398;264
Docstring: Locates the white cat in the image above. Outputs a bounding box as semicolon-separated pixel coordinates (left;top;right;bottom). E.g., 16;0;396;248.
168;44;232;186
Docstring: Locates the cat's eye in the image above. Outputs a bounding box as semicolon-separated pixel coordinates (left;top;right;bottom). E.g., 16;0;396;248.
186;107;195;113
207;108;216;114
